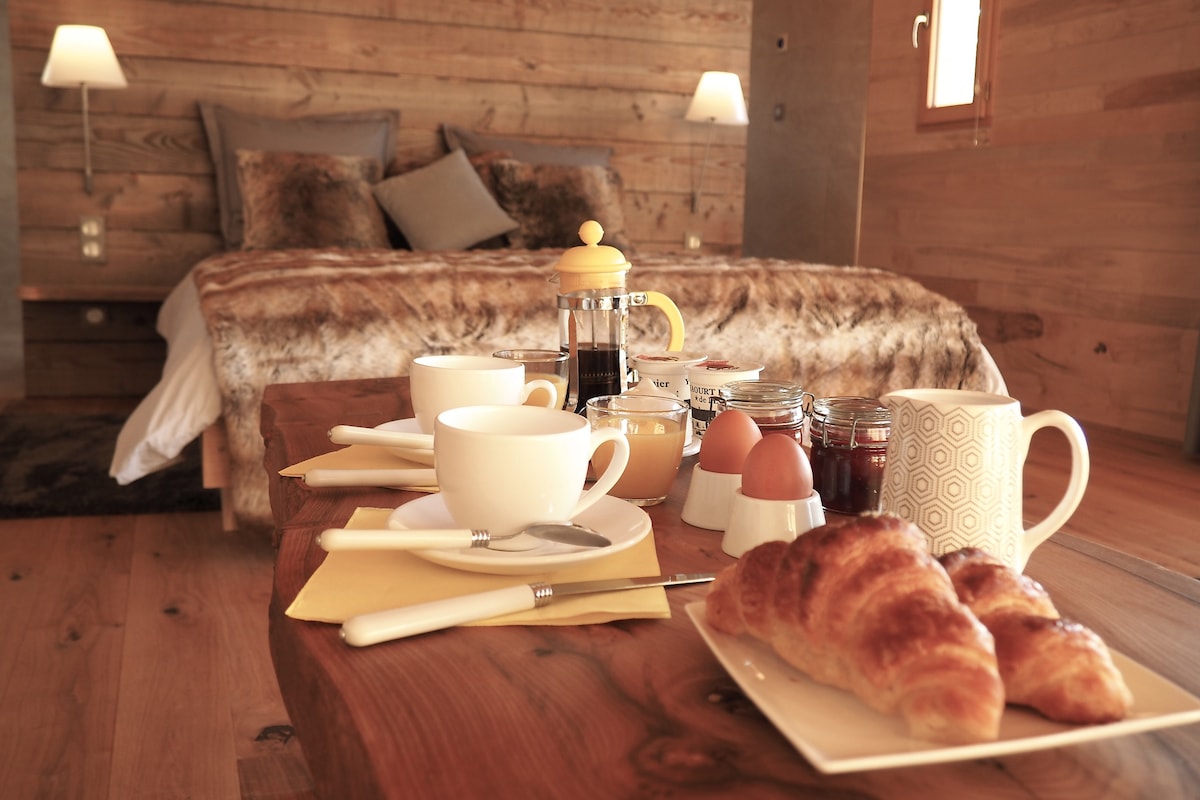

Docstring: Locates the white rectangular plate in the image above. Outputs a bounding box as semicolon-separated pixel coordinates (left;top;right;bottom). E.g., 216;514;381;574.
686;601;1200;773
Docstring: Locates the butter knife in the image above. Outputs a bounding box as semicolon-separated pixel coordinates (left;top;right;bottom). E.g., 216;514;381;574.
304;468;438;488
340;572;717;647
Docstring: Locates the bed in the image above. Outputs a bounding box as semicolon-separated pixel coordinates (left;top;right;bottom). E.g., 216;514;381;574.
109;105;1006;531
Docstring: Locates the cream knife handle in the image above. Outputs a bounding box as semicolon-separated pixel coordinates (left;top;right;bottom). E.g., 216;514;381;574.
328;424;435;450
304;468;438;488
318;528;476;550
340;584;538;646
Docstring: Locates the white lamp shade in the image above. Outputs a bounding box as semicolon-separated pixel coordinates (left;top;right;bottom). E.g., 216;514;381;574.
685;71;748;126
41;25;128;89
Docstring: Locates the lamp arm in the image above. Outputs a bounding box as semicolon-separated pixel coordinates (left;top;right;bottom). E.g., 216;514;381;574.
691;118;716;214
81;84;94;195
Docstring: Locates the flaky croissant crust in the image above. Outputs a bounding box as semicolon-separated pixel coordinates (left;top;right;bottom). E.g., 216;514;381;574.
706;514;1005;744
939;548;1133;724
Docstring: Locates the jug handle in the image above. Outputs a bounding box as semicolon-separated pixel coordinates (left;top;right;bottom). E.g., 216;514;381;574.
1020;410;1090;567
642;291;686;351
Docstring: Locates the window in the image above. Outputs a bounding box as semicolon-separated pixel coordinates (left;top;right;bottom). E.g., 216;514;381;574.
913;0;996;131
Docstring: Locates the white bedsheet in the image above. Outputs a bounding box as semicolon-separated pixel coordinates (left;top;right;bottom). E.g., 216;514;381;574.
109;269;223;485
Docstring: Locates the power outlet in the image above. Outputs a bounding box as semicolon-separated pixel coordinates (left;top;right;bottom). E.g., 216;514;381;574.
80;215;106;262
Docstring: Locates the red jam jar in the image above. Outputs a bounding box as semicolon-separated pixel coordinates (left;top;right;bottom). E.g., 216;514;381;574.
717;380;814;446
809;396;890;515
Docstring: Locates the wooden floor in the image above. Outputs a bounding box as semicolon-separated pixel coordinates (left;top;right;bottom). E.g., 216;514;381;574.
0;409;1196;798
0;513;316;800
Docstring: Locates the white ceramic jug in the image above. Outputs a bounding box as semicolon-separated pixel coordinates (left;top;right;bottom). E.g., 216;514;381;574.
879;389;1090;571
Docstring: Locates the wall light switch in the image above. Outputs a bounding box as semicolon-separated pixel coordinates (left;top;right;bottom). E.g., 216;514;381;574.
80;215;106;263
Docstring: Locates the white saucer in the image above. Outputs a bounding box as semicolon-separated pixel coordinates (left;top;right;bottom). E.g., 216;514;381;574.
386;493;652;575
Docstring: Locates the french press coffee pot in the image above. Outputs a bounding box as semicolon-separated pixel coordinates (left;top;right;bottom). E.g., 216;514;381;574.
553;221;686;413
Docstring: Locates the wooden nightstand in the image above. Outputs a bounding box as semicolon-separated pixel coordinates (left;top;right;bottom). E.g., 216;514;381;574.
19;284;173;397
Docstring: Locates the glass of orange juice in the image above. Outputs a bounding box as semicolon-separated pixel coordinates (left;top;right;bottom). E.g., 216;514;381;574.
493;349;570;410
586;395;689;507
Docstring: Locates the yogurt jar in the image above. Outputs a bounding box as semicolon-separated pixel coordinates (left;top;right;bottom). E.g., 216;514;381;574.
631;351;708;455
631;351;708;403
687;358;764;439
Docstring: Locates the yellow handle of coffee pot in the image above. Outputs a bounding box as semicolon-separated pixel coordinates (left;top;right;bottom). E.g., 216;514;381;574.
643;291;686;352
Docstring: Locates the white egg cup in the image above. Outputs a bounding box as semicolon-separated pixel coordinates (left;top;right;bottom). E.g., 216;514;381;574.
720;489;826;557
680;464;742;531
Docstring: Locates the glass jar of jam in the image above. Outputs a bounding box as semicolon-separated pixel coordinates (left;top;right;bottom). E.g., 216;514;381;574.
717;380;814;445
810;396;890;515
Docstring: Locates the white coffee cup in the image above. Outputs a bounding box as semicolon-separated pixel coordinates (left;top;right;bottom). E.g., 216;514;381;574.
880;389;1090;572
434;405;631;536
410;354;557;434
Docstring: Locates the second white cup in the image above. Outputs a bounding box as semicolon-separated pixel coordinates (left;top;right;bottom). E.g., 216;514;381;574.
434;405;631;536
410;354;556;434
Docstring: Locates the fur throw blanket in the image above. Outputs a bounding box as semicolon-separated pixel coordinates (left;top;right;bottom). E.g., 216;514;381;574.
193;248;1004;529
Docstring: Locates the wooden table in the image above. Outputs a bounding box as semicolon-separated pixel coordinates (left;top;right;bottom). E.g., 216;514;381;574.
262;377;1200;799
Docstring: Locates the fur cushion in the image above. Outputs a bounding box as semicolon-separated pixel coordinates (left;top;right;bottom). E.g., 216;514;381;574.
236;150;390;250
488;159;633;252
198;103;398;249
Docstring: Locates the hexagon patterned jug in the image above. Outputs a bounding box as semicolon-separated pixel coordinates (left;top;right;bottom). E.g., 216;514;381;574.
879;389;1089;571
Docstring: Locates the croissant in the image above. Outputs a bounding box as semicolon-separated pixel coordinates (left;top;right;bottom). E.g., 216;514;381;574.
938;547;1132;724
706;514;1004;744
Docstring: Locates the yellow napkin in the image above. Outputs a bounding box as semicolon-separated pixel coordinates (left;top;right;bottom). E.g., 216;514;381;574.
281;444;438;492
285;507;670;626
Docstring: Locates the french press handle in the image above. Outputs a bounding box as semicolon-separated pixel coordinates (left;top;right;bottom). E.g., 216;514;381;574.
632;291;686;351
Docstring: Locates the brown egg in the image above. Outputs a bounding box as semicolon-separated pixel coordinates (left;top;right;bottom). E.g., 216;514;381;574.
741;434;814;500
698;409;763;474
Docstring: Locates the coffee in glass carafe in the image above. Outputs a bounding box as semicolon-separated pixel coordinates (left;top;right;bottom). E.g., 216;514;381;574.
553;221;685;413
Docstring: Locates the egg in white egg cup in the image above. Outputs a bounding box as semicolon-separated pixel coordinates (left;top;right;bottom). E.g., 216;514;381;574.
721;489;826;557
680;464;743;531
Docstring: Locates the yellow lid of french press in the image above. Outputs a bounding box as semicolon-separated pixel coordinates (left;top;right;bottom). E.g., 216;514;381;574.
552;220;631;293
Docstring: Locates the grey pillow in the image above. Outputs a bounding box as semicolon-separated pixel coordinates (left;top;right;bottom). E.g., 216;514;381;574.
199;102;398;249
442;124;612;167
372;149;519;251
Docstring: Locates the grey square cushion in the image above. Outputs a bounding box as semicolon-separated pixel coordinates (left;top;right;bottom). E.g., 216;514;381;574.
372;149;519;251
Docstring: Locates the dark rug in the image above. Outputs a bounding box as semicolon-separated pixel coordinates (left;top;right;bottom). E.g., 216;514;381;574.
0;413;221;518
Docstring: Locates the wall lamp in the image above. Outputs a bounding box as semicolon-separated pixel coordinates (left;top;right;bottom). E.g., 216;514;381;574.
41;25;128;194
684;71;748;215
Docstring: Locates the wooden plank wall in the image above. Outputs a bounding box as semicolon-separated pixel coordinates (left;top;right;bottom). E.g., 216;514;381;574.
859;0;1200;444
8;0;752;298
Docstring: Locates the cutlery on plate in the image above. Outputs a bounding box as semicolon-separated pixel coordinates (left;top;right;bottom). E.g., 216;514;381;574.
304;468;438;488
316;522;612;552
340;572;717;646
328;424;435;450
